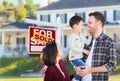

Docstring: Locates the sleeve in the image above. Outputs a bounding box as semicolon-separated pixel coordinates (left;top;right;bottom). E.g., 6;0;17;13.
68;34;83;53
105;41;117;72
42;65;48;77
84;35;92;45
44;68;53;81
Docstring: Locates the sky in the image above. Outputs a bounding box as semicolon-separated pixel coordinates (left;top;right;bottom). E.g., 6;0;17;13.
0;0;59;8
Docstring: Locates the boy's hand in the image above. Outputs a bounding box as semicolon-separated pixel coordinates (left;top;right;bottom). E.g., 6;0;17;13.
83;49;89;55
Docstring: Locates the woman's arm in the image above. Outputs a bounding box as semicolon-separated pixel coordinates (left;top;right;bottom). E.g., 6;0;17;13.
44;68;53;81
42;65;48;77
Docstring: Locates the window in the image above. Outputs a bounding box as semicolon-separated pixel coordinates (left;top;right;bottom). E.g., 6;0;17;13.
65;13;67;23
40;14;50;22
114;10;120;21
48;14;50;22
40;15;42;21
99;11;106;20
64;35;67;48
16;37;25;45
57;13;67;23
75;12;85;21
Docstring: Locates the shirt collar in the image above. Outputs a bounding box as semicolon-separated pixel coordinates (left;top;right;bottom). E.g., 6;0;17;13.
95;32;105;41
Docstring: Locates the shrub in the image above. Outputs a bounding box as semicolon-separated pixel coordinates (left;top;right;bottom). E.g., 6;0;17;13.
64;55;75;75
0;57;41;76
117;48;120;56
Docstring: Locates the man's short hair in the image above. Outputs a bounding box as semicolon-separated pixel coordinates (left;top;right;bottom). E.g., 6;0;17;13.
89;11;105;27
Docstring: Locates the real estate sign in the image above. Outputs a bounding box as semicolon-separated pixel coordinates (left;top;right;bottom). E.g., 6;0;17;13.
29;26;56;54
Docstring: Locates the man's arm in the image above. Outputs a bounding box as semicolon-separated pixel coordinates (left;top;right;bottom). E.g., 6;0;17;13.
75;40;117;76
90;65;109;73
75;65;109;77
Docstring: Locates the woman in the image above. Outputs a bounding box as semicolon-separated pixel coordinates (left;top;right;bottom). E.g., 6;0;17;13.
41;42;71;81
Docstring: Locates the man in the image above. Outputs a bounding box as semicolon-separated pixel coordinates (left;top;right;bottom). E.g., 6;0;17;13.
75;11;117;81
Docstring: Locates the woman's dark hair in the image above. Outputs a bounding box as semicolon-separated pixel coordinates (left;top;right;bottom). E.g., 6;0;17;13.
69;15;84;28
41;42;58;66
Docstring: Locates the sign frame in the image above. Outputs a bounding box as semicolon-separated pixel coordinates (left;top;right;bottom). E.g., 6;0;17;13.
28;26;56;54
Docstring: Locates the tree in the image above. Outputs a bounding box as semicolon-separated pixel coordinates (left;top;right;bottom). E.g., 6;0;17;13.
25;0;36;17
9;2;15;8
16;0;26;22
0;4;5;13
34;4;40;10
3;0;9;8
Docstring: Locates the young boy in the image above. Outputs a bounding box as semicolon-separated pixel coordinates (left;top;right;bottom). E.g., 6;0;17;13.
68;15;92;81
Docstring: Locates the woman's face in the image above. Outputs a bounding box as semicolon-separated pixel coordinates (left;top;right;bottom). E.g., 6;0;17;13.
56;43;64;59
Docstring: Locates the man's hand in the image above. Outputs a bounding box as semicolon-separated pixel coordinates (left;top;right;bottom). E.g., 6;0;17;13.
74;66;91;76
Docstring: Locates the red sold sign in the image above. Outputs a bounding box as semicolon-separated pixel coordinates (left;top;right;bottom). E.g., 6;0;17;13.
29;26;56;54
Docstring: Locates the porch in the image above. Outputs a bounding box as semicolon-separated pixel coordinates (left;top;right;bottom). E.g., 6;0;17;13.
4;44;27;54
0;30;28;57
0;46;28;58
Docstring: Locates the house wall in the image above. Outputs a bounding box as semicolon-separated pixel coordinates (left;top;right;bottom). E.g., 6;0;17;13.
35;5;120;54
106;10;114;22
104;26;120;44
61;25;120;54
51;13;57;23
67;12;76;24
37;7;120;24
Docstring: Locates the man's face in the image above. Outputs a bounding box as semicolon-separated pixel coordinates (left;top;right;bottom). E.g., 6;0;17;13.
88;16;98;35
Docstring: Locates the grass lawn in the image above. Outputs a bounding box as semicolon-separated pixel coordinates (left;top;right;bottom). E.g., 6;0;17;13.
0;57;41;76
64;55;120;81
109;75;120;81
0;77;43;81
0;76;120;81
0;55;119;81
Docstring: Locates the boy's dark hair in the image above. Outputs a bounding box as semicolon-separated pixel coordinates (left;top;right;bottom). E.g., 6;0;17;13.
41;42;58;66
69;15;84;28
89;11;105;27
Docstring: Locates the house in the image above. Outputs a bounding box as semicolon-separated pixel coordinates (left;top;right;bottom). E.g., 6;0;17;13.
0;22;36;57
0;20;66;57
36;0;120;51
0;0;120;57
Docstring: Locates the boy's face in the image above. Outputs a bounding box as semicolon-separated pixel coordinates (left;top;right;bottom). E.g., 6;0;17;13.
74;20;84;33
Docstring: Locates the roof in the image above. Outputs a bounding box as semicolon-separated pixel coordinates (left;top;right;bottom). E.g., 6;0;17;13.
37;0;120;11
24;18;67;27
0;22;36;29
